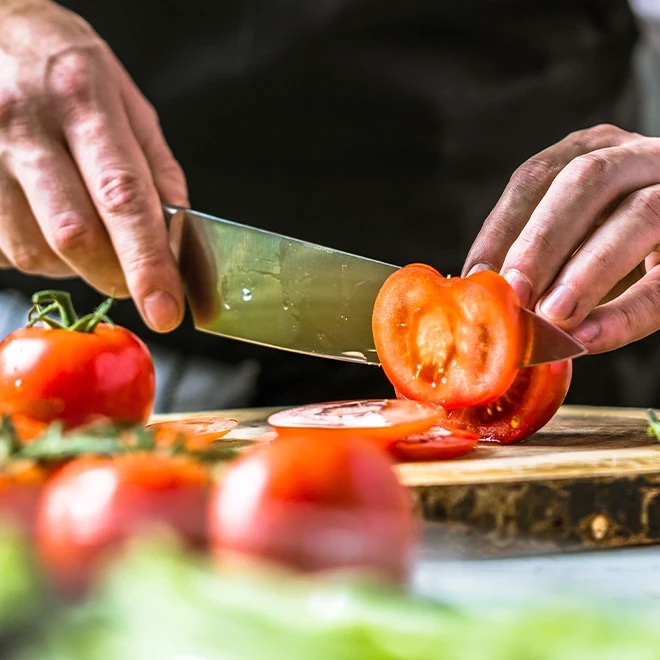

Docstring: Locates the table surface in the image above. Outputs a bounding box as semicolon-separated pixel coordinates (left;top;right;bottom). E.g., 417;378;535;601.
158;405;660;608
413;535;660;608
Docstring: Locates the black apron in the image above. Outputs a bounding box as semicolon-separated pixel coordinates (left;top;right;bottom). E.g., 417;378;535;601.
3;0;647;407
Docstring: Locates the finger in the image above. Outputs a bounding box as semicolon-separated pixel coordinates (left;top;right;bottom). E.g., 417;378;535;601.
571;265;660;353
500;139;660;307
8;138;128;296
0;175;71;277
121;74;189;207
52;49;184;332
536;184;660;327
462;124;634;288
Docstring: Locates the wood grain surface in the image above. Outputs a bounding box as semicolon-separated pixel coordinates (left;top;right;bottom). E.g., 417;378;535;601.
154;404;660;557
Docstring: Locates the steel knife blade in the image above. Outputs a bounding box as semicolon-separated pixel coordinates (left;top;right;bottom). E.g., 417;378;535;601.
163;204;587;367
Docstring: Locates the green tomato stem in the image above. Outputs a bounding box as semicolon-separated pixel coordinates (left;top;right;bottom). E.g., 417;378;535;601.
26;290;116;333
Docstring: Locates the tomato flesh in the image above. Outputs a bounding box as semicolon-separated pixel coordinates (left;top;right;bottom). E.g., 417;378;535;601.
390;426;479;462
209;433;417;583
372;264;524;409
147;416;238;450
36;453;210;594
440;360;572;444
267;399;443;447
0;324;155;429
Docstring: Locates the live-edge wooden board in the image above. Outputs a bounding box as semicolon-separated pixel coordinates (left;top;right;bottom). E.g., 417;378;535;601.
153;405;660;558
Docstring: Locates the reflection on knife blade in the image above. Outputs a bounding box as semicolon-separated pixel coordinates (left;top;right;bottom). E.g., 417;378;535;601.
163;204;587;368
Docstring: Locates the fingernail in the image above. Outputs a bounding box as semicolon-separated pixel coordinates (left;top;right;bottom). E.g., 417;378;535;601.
539;284;578;321
573;319;600;345
503;269;532;307
466;263;494;276
143;289;181;332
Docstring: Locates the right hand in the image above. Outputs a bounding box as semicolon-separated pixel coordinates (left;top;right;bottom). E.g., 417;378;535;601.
0;0;187;332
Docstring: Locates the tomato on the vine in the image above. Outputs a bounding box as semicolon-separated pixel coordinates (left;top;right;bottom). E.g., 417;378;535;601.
209;433;417;583
0;290;155;430
36;452;211;593
372;264;525;409
438;360;572;444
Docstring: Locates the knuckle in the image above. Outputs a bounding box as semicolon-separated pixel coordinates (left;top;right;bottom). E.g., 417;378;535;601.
49;211;96;256
630;187;660;230
0;89;31;135
96;170;148;216
565;152;615;190
509;157;559;191
123;247;170;281
157;157;187;187
46;46;103;106
614;303;640;341
570;123;626;148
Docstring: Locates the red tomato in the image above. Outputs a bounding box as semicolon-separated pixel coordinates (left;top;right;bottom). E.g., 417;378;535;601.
440;360;573;444
147;416;238;450
0;323;154;429
0;462;51;534
372;264;524;409
209;434;417;583
267;399;443;448
36;453;210;593
390;426;479;462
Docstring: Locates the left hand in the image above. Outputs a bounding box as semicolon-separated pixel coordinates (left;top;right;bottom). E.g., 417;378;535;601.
462;123;660;354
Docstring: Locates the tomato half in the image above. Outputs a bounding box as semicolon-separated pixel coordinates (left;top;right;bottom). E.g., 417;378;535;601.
372;264;525;409
440;360;573;444
209;433;417;583
389;426;479;462
36;453;210;594
147;417;238;450
267;399;443;447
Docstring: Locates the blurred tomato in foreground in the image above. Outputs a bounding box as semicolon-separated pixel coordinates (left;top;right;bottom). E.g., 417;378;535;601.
35;453;211;595
209;433;418;583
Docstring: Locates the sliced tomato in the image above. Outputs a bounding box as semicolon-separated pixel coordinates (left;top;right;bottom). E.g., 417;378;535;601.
440;360;572;444
372;264;524;409
147;416;238;450
390;425;479;462
267;399;443;447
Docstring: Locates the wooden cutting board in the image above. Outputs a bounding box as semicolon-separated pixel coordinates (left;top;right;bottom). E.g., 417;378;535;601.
158;404;660;558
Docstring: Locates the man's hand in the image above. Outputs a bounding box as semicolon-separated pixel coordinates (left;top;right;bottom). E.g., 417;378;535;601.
463;123;660;354
0;0;187;331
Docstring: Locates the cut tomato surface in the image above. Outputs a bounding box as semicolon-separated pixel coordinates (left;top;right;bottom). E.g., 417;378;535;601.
440;360;573;444
267;399;443;446
389;425;479;462
372;264;525;409
147;417;238;450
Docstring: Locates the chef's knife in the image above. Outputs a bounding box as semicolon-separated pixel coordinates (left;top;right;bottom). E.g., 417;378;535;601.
163;204;587;367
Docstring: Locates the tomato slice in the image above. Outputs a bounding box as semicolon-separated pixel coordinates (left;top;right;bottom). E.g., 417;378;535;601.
372;264;524;409
267;399;443;447
439;360;572;444
146;417;238;449
390;425;479;462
